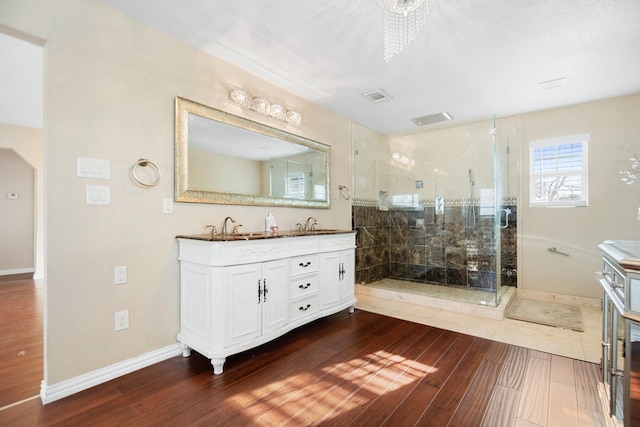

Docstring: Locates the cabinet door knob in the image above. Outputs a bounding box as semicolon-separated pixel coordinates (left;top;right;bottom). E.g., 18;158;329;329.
299;304;311;311
299;261;311;267
257;279;262;304
298;283;311;289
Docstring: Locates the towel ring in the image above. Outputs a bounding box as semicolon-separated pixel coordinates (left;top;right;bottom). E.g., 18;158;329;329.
132;158;161;187
338;185;351;200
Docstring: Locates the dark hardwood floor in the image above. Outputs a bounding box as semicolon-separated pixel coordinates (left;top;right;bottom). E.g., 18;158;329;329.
0;279;603;426
0;279;43;408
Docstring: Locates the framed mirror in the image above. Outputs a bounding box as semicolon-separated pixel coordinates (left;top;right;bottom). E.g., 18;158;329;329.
175;97;330;208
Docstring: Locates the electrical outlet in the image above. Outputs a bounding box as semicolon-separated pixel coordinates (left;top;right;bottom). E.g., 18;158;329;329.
163;198;173;214
114;266;127;285
114;310;129;331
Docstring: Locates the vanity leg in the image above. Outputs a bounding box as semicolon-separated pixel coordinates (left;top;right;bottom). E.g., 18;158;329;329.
349;304;355;314
180;343;191;357
211;358;226;375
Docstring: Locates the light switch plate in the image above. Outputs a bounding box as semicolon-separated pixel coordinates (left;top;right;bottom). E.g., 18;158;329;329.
77;157;111;179
86;185;111;205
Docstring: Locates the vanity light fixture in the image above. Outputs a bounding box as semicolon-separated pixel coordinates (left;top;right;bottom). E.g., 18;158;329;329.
229;88;302;126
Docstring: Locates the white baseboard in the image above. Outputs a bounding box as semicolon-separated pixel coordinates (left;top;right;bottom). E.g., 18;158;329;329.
40;343;183;404
0;268;35;276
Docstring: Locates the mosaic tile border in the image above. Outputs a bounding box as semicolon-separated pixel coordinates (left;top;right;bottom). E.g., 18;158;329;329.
353;196;518;208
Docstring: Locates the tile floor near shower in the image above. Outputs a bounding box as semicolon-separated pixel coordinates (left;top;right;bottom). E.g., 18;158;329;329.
356;278;602;364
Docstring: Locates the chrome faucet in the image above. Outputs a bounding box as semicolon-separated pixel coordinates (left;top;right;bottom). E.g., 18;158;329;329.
222;216;236;235
205;224;217;238
305;217;317;232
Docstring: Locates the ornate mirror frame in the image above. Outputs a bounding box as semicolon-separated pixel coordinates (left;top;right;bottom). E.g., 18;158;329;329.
175;96;331;208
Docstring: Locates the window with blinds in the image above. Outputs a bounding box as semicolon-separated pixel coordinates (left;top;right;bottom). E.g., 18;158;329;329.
530;134;589;207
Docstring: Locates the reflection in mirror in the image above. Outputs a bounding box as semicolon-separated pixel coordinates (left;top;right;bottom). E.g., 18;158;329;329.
175;97;330;208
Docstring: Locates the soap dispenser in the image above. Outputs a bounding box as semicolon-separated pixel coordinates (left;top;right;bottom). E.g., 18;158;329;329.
265;210;275;233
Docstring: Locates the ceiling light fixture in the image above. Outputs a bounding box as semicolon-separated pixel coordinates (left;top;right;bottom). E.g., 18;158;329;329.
229;88;301;126
377;0;429;62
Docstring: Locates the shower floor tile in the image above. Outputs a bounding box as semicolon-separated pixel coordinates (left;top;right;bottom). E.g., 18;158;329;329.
364;277;506;305
356;278;513;321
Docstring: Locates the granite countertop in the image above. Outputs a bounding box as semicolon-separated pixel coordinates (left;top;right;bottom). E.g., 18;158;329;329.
598;240;640;270
177;229;355;242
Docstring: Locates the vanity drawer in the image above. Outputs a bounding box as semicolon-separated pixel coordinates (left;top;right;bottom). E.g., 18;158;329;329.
290;274;319;299
290;295;319;321
290;254;319;276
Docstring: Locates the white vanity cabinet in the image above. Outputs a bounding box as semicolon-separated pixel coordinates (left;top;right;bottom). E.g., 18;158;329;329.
177;232;356;374
223;259;289;348
320;247;355;309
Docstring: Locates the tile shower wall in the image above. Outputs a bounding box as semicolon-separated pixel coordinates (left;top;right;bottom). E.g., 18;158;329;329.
353;203;390;284
353;201;517;290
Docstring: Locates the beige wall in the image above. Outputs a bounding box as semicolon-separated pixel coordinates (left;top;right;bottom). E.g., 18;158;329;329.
352;124;388;201
352;117;522;205
518;94;640;299
0;0;353;385
0;123;43;278
383;117;520;202
188;148;263;194
0;148;34;273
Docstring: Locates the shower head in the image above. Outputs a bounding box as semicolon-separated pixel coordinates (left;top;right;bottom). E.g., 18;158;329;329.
468;169;475;186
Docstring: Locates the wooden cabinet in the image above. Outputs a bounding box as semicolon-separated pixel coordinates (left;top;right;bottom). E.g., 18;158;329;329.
177;232;356;374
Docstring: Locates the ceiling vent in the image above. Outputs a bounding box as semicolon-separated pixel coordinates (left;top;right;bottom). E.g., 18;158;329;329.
361;89;392;103
411;112;453;126
538;77;567;90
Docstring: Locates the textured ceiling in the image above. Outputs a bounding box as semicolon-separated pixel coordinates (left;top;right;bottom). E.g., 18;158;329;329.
100;0;640;135
2;1;640;134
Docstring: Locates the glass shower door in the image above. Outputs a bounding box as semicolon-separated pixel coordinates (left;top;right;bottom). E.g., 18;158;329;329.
352;116;518;307
493;116;518;307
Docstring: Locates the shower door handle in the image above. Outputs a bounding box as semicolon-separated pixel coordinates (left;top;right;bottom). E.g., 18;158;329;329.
498;208;512;228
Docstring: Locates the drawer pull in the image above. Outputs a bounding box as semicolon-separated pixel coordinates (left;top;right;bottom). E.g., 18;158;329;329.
299;304;311;311
298;283;311;289
298;261;312;268
263;278;268;302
